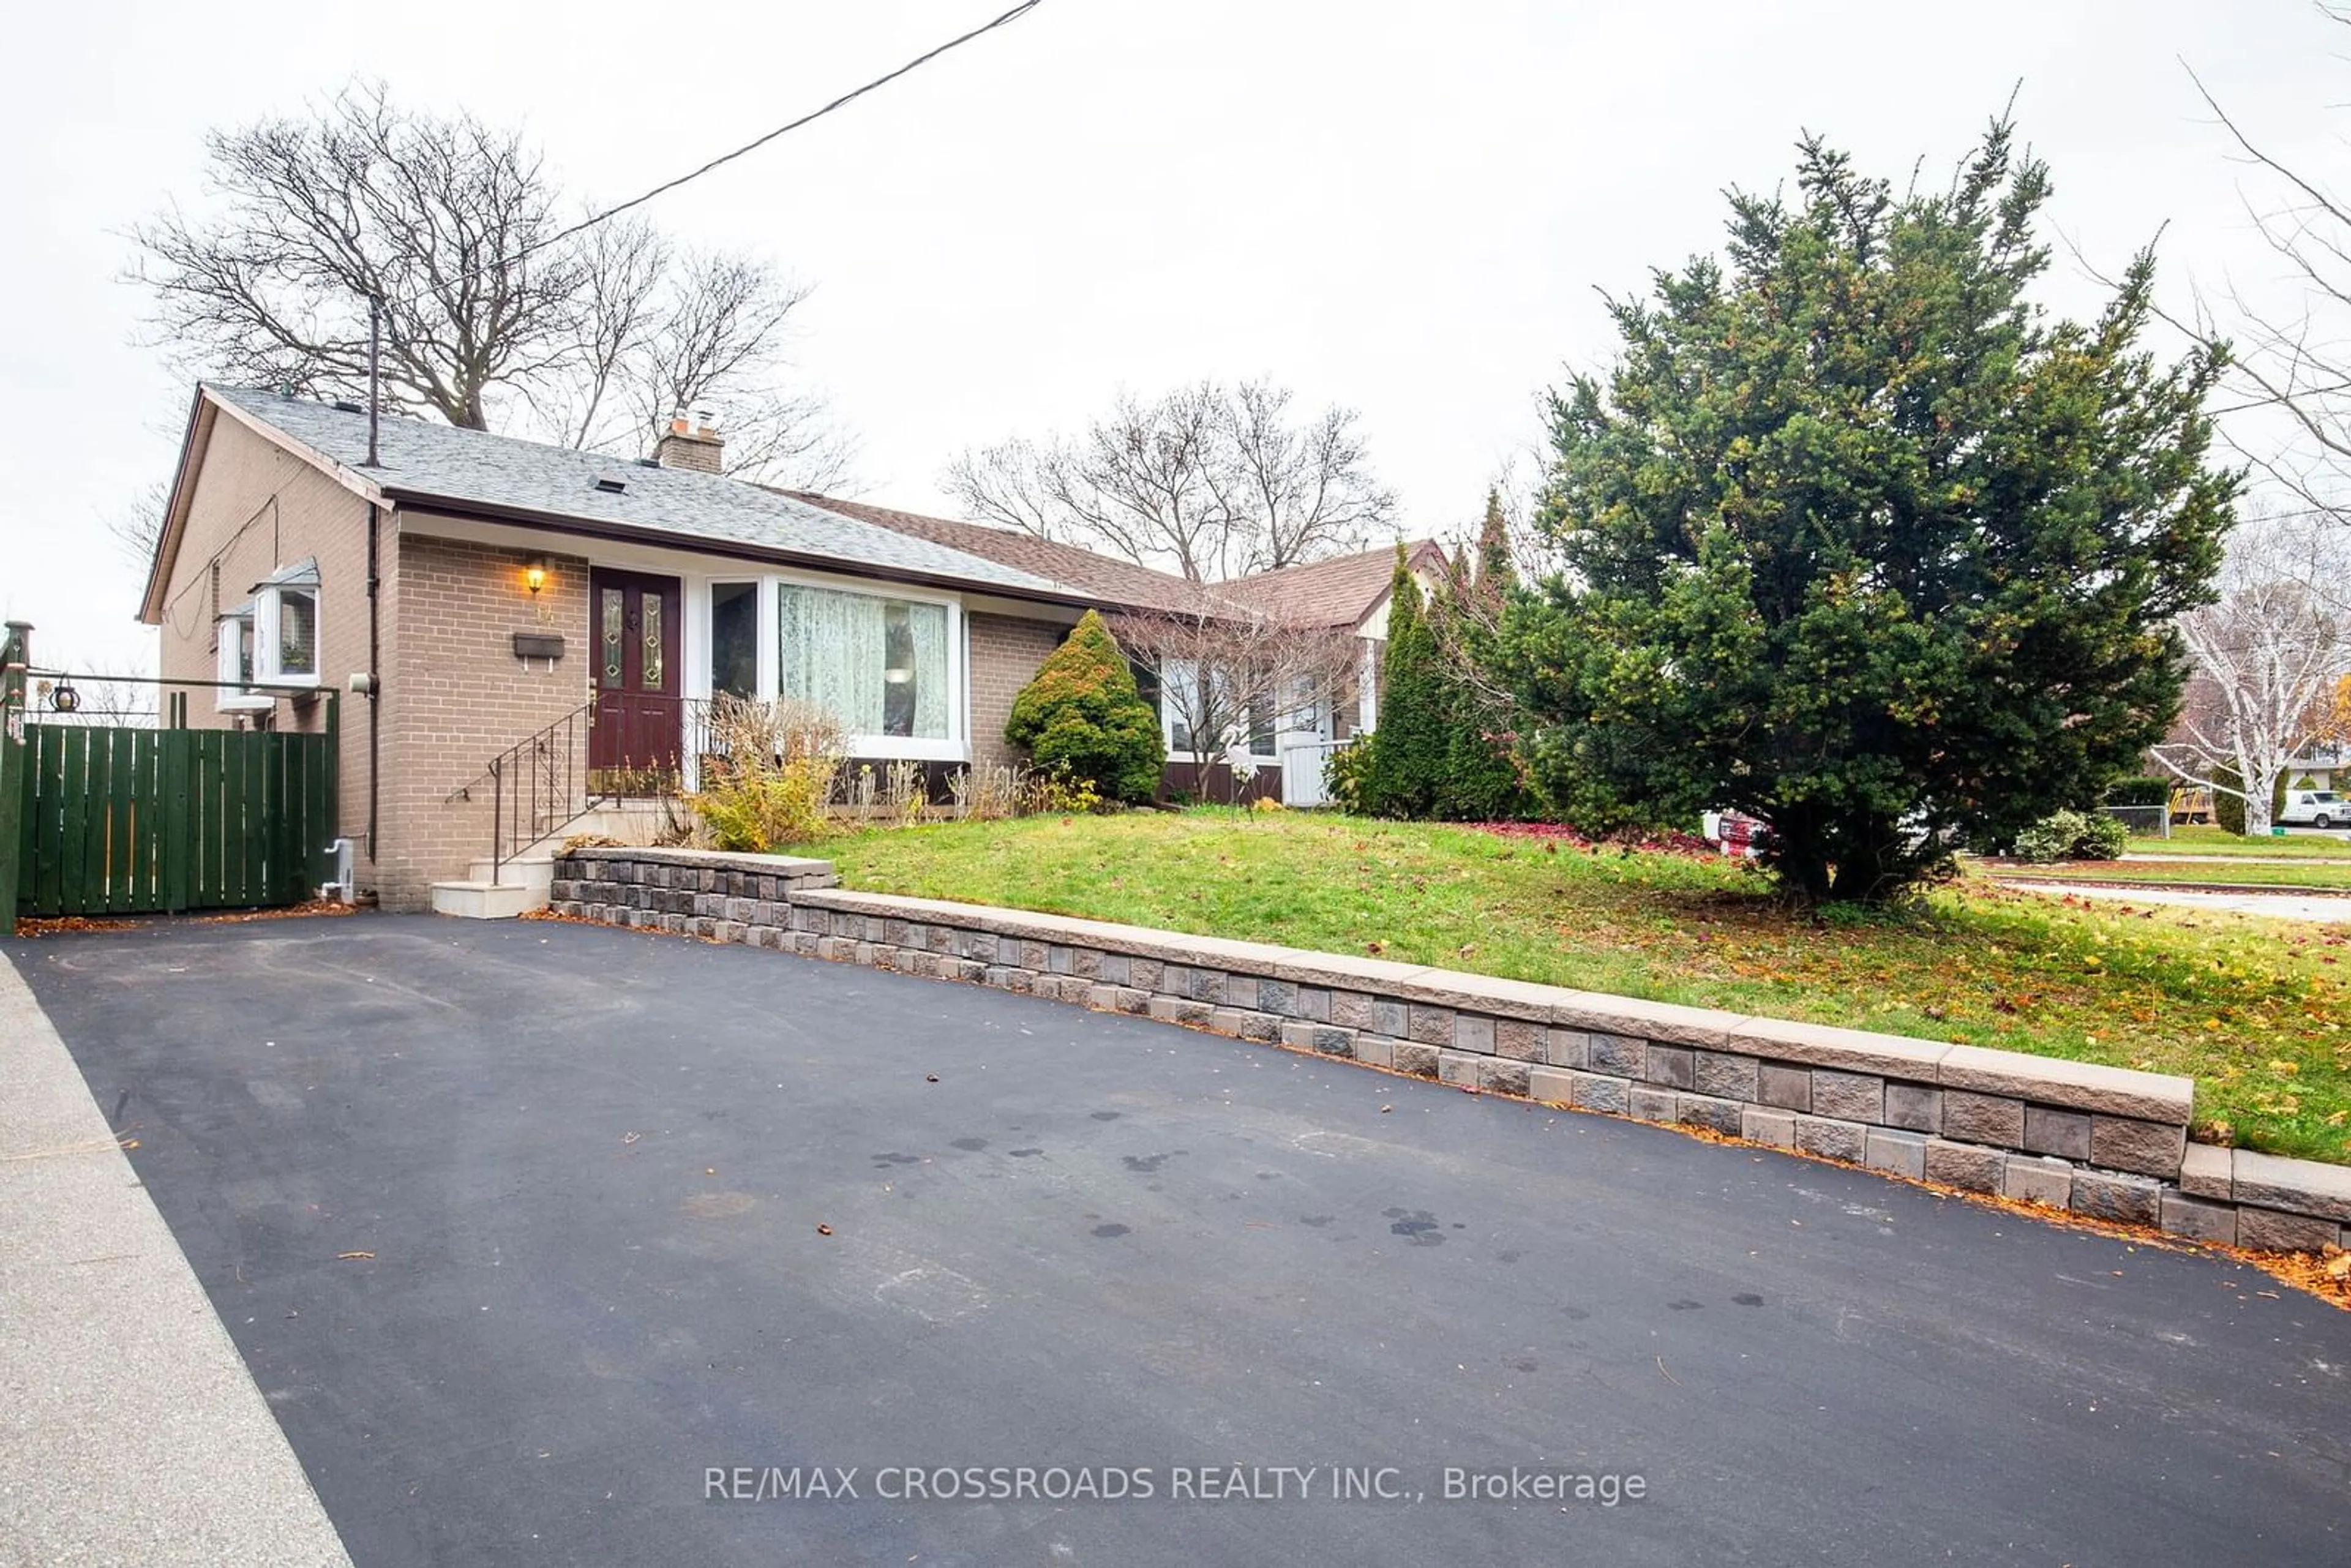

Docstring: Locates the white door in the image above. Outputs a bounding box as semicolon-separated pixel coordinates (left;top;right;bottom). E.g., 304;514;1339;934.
1278;694;1333;807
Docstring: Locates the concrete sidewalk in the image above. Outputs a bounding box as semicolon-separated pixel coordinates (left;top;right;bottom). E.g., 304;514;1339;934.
2003;877;2351;923
0;954;350;1567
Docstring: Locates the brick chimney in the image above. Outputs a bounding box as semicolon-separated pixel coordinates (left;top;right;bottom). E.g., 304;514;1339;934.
653;408;724;473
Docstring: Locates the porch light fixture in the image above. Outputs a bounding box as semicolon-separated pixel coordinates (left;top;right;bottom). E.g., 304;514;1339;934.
47;680;79;714
525;560;548;596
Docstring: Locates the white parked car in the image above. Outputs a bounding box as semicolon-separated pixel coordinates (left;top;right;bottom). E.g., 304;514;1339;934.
2278;789;2343;829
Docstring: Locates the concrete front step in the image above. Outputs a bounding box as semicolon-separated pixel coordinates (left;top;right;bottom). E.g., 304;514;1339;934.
495;800;681;865
467;857;553;896
429;880;547;920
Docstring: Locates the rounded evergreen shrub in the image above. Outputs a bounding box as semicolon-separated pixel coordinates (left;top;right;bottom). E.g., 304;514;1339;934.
1005;610;1166;805
2012;807;2129;862
2076;811;2129;859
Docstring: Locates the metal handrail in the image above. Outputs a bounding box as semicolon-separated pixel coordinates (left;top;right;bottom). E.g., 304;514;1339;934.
445;695;716;877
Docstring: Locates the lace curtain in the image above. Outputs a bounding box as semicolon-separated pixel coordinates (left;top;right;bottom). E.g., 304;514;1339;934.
777;584;949;740
907;601;947;739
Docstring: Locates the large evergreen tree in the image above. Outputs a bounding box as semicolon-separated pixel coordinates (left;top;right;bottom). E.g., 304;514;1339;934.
1365;549;1450;817
1503;121;2237;901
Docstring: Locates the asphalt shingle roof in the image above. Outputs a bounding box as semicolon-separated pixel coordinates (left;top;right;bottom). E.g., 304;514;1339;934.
793;493;1439;630
782;493;1216;616
212;387;1067;599
1218;540;1445;629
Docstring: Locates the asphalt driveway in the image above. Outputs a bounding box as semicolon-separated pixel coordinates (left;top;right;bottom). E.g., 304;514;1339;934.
12;915;2350;1566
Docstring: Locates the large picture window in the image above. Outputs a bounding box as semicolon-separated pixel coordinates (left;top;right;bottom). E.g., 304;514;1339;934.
776;583;950;740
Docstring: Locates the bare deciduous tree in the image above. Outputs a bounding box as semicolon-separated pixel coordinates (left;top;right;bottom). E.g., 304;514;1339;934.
1207;381;1398;571
944;380;1397;582
130;80;852;487
2173;13;2351;612
2151;514;2351;833
1111;604;1360;780
107;479;171;571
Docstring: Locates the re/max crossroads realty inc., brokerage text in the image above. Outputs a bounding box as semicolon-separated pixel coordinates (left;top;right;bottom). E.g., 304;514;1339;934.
704;1465;1651;1506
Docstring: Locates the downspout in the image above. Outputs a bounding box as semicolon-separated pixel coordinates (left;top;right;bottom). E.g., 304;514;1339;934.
366;500;381;863
364;296;384;866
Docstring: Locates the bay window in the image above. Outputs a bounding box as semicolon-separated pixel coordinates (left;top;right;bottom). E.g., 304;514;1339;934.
213;610;273;713
251;560;321;686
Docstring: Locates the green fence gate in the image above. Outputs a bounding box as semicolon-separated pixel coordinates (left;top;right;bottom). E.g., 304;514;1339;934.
14;723;335;917
0;631;340;921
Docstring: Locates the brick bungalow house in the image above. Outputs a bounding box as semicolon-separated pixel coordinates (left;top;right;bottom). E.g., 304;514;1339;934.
140;385;1437;912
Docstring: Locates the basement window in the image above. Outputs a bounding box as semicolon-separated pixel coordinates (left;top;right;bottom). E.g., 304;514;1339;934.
252;560;321;686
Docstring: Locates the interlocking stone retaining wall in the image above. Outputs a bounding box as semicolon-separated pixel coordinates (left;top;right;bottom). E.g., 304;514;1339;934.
550;848;2351;1256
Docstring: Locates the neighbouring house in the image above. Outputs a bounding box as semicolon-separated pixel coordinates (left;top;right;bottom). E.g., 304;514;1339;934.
796;493;1448;806
138;385;1441;912
2282;741;2343;793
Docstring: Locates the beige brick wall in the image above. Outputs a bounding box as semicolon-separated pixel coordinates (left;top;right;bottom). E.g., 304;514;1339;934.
376;528;593;910
152;410;378;870
968;611;1066;772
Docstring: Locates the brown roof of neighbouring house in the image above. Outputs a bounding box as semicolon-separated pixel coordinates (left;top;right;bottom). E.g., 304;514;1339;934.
784;493;1216;617
1218;539;1449;630
792;492;1446;632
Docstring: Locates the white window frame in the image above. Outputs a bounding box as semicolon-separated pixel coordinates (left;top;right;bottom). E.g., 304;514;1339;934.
1157;658;1286;765
213;613;274;713
253;580;321;688
762;571;969;762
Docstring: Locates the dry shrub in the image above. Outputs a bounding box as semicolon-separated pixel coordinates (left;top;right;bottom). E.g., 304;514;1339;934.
688;694;847;850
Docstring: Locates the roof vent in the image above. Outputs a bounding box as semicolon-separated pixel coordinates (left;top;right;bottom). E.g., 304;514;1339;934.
331;399;364;414
591;472;630;495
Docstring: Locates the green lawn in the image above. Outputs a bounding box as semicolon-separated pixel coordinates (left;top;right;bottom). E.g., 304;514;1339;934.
808;809;2351;1165
1984;860;2351;891
2128;825;2351;860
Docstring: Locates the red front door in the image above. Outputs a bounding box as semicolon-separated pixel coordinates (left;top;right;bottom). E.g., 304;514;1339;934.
589;569;683;781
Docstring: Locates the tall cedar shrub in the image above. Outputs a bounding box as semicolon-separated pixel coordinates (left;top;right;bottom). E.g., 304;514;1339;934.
1431;516;1529;821
1004;610;1165;803
1473;487;1516;599
1365;549;1450;817
1502;120;2238;901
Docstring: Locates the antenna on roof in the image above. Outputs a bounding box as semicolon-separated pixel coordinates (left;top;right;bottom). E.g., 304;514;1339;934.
364;295;382;469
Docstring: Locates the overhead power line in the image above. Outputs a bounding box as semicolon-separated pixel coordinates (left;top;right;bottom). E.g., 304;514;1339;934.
506;0;1043;277
356;1;1043;430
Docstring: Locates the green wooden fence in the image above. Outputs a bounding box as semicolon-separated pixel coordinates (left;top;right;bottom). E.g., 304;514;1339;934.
0;623;25;921
13;722;336;918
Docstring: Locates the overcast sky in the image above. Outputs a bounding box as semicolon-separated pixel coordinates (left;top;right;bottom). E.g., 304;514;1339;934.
2;0;2339;673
